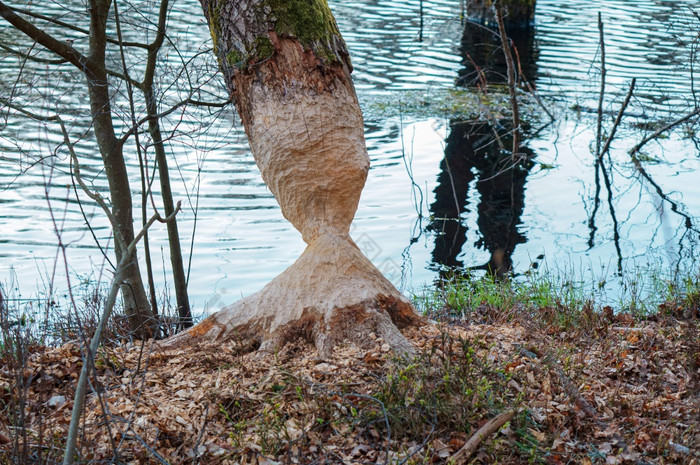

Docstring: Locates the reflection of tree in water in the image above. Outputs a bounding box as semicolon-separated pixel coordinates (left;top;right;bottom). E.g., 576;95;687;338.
429;121;533;278
457;17;537;87
428;16;537;278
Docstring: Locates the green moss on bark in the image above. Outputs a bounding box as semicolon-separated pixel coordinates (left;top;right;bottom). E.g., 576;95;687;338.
226;36;274;69
207;0;223;56
264;0;342;64
208;0;344;72
266;0;338;46
227;49;246;67
253;36;274;61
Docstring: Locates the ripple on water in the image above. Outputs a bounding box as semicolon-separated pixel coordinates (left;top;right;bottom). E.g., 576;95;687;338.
0;0;698;310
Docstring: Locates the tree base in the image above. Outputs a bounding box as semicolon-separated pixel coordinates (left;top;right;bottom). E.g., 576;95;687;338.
164;233;422;356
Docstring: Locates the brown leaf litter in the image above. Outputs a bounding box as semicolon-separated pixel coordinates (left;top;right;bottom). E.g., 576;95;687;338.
1;317;698;464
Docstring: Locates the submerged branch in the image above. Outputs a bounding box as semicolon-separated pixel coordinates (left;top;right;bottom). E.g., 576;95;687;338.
493;1;520;158
599;78;636;159
595;12;606;159
629;108;700;155
630;156;699;235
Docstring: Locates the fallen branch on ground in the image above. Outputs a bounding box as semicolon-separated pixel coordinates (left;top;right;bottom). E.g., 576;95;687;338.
449;410;515;463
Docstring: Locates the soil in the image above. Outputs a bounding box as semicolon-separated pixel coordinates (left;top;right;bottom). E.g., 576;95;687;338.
1;315;698;464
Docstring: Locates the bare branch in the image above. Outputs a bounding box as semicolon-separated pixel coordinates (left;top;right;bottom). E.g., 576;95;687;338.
116;95;231;147
107;68;144;90
449;410;515;463
0;1;101;80
595;12;606;159
629;108;700;155
493;1;520;158
8;5;149;49
0;42;68;64
0;6;143;89
0;96;61;122
599;78;636;159
189;98;232;108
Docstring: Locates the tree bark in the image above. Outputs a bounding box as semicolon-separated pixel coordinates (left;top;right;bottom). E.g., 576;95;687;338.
141;0;192;329
86;1;156;337
467;0;535;28
166;0;422;354
0;1;157;337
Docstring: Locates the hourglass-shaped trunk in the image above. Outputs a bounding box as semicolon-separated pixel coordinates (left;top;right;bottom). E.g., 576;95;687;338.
166;0;421;354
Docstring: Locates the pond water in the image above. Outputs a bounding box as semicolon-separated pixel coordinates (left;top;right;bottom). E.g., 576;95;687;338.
1;0;698;314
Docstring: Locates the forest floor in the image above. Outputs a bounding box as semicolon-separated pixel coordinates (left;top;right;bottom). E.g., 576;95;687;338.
1;297;698;465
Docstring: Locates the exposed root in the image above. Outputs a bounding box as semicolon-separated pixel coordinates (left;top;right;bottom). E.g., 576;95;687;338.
163;233;423;356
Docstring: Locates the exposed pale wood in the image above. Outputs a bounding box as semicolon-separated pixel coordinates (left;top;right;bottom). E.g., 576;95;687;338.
164;0;422;353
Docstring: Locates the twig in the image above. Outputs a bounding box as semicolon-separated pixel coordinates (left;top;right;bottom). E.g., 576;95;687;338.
192;403;210;465
449;410;515;463
63;146;180;464
344;393;392;465
516;347;603;425
512;45;555;122
595;12;606;159
116;95;230;148
629;107;700;155
0;3;142;89
397;408;436;465
122;431;171;465
0;2;97;78
494;1;520;159
599;78;636;159
0;42;67;64
518;343;634;456
7;5;149;49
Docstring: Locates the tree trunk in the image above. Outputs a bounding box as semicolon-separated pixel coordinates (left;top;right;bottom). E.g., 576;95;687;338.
467;0;535;28
141;0;192;329
145;96;192;329
0;1;160;338
166;0;422;355
87;1;155;337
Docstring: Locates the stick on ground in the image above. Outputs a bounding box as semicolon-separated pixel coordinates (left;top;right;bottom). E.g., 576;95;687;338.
449;410;515;464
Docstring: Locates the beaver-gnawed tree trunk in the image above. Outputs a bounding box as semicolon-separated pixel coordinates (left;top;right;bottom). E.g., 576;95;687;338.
165;0;422;354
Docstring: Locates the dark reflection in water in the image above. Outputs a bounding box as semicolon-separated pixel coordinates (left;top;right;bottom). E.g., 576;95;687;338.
457;18;537;87
429;121;534;278
428;16;537;278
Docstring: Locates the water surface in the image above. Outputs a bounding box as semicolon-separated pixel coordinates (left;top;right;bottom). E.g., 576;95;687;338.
1;0;698;313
